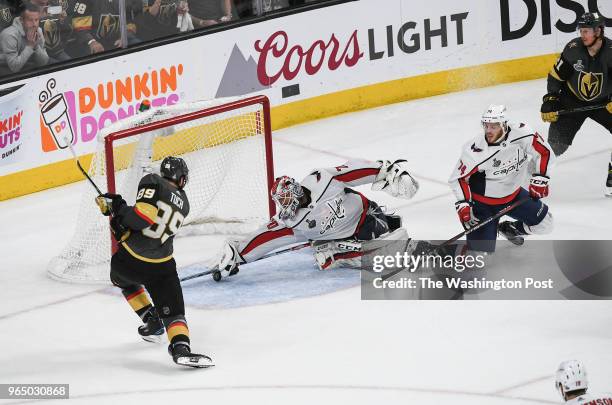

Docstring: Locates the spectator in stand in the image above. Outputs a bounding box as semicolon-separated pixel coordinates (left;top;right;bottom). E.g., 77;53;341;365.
189;0;234;28
67;0;139;57
0;2;49;73
134;0;192;43
234;0;318;18
0;0;19;31
31;0;73;63
232;0;252;18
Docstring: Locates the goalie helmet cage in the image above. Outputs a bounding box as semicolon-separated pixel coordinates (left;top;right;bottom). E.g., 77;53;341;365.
48;95;275;284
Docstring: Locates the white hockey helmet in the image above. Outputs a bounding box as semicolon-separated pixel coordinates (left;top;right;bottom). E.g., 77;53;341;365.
481;104;509;135
555;360;588;399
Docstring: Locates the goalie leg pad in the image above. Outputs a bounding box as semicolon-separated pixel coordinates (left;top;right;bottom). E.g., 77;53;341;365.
312;239;363;270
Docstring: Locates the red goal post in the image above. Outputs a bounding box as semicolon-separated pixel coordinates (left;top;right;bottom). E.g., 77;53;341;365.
104;95;275;216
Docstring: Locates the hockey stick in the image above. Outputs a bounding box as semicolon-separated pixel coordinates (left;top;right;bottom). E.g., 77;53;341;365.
64;101;152;197
558;104;608;116
180;242;312;283
63;135;104;196
381;196;531;281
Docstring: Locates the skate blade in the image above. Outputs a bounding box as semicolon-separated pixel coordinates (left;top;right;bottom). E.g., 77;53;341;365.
507;236;524;246
498;231;524;246
176;356;215;368
140;333;164;344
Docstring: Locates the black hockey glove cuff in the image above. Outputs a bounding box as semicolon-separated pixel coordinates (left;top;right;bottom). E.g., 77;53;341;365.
541;94;562;113
110;215;130;243
541;94;562;123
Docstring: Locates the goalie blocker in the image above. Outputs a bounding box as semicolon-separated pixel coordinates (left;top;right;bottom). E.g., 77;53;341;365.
218;159;419;273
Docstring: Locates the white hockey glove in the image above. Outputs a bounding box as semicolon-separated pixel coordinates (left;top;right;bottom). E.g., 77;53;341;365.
218;240;245;276
372;160;419;200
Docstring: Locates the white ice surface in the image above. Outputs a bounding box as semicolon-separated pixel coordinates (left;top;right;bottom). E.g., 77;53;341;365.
1;78;611;404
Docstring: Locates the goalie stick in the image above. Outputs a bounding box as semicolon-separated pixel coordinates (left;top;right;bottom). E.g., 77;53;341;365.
180;242;312;283
381;196;531;281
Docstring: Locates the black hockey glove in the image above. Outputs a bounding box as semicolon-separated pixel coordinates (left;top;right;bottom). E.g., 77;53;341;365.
102;193;127;215
95;193;126;216
109;215;130;243
541;94;562;123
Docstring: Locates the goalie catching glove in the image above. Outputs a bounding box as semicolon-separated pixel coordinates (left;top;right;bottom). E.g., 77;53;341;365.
218;240;245;276
372;160;419;199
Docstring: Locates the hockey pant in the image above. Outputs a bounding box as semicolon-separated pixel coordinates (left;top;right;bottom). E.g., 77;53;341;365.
468;188;552;253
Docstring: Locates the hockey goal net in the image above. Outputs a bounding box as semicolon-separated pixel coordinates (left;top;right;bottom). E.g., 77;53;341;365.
48;95;275;283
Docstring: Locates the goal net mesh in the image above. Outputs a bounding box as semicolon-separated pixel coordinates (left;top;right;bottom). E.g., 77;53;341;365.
47;96;273;283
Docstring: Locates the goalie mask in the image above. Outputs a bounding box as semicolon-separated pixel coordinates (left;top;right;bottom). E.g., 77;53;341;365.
271;176;304;220
160;156;189;189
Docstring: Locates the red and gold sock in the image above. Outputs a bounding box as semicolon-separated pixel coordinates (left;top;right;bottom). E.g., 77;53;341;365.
165;315;190;346
122;286;152;321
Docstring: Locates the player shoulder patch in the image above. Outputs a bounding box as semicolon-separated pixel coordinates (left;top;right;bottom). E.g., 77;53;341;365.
471;142;483;152
309;170;322;182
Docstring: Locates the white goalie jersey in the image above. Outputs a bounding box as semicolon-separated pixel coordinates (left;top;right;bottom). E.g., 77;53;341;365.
448;122;555;205
234;159;415;263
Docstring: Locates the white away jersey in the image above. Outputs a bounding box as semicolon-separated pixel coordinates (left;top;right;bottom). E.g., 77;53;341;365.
236;159;381;262
448;122;554;205
566;393;612;404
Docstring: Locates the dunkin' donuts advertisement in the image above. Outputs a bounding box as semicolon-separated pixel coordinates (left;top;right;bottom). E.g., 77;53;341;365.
39;79;76;151
0;61;188;182
38;65;184;154
0;84;27;166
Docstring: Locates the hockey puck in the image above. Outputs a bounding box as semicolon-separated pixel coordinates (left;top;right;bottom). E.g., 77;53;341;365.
212;271;222;282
